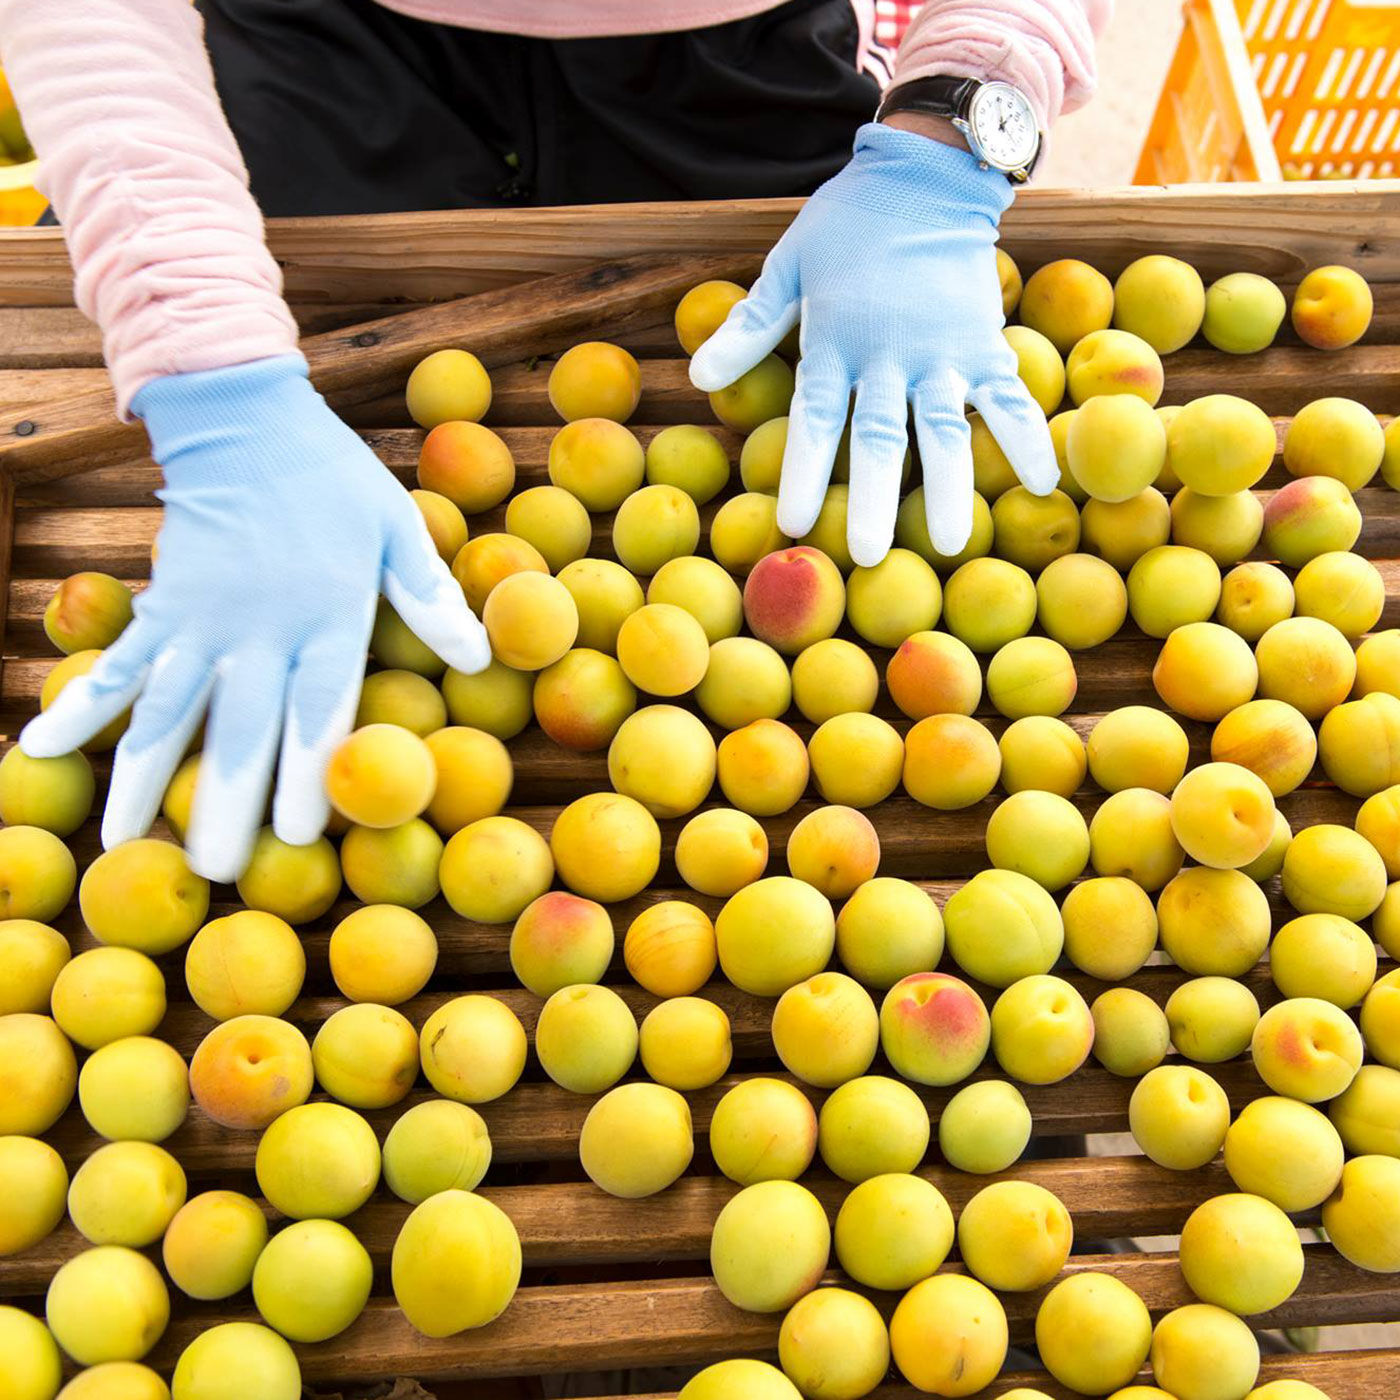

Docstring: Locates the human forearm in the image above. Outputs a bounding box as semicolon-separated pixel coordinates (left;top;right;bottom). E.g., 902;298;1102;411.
893;0;1113;131
0;0;298;416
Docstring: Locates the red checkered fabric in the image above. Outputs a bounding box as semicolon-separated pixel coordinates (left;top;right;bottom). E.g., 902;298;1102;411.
874;0;923;46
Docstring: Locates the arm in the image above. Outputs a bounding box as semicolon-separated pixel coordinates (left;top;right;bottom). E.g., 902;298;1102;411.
895;0;1113;131
690;1;1110;566
0;0;297;416
5;0;487;880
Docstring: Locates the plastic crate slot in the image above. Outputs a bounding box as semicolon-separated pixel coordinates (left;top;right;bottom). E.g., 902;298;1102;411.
1373;104;1399;152
1294;106;1319;151
1354;45;1388;96
1262;0;1289;40
1316;46;1345;97
1378;47;1400;97
1335;44;1368;96
1353;105;1381;149
1282;48;1309;96
1306;0;1334;37
1312;106;1339;150
1334;106;1359;149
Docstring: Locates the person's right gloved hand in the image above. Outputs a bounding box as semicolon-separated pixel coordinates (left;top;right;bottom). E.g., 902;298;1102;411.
690;122;1056;565
19;354;490;883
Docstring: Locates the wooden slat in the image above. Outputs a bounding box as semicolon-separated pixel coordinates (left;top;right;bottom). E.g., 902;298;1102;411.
8;508;1400;648
13;786;1365;888
2;344;1397;451
390;344;1400;421
23;872;1369;995
0;470;12;703
142;959;1393;1063
4;421;750;509
132;1246;1397;1382
604;1351;1400;1400
0;304;395;370
0;632;1246;723
0;182;1396;307
11;570;1400;680
0;256;764;484
0;306;694;371
0;1153;1243;1294
0;705;1218;804
44;1057;1276;1175
2;285;1399;370
11;409;1396;511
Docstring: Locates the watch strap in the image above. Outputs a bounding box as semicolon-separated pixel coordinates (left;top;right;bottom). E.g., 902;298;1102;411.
876;76;1041;181
875;75;982;125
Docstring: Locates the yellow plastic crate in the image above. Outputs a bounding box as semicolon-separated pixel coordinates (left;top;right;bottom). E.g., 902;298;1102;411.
1137;0;1400;183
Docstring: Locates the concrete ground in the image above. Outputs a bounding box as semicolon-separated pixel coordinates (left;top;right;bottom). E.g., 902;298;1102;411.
1038;0;1186;185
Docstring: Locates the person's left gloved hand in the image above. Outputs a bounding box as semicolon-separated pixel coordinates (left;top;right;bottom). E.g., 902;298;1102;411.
19;354;489;882
690;121;1056;565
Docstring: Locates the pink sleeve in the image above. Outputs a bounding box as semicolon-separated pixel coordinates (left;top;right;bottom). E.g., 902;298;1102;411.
0;0;299;418
893;0;1113;131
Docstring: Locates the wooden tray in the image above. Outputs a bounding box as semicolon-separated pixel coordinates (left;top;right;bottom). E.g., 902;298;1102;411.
2;180;1400;1398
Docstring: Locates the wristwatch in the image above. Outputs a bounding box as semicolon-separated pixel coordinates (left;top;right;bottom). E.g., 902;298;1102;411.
877;76;1042;183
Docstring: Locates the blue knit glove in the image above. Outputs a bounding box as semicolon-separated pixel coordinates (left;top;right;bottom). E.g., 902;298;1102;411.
20;355;488;881
690;122;1056;564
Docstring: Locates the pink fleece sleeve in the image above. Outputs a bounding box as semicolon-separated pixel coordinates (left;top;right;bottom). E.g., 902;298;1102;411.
894;0;1112;131
0;0;299;418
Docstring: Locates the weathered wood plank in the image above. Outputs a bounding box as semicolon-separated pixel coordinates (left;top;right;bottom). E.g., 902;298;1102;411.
10;408;1397;514
0;1153;1246;1294
3;285;1397;369
0;303;394;369
604;1350;1400;1400
5;421;748;508
0;701;1216;796
17;785;1365;887
1;344;1397;456
0;469;13;704
8;553;1400;670
134;1246;1399;1381
0;257;765;483
143;957;1391;1058
0;182;1395;307
45;1058;1276;1174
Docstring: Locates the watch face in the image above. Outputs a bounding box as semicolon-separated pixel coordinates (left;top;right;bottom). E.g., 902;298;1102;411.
967;82;1039;171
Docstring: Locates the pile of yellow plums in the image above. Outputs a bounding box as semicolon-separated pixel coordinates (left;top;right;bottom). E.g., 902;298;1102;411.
0;247;1392;1400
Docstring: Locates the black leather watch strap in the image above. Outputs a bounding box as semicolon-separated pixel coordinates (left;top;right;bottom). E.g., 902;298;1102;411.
876;75;982;125
875;74;1042;181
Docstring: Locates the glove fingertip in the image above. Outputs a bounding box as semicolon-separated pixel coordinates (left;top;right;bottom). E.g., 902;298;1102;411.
271;794;330;852
1016;444;1061;497
775;499;820;543
927;496;974;557
847;520;895;571
688;333;752;394
439;626;493;678
184;824;255;886
18;713;68;760
931;520;974;557
99;803;146;854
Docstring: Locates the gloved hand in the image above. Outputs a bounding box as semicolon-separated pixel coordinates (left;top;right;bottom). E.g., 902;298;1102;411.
690;122;1056;565
20;354;489;882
